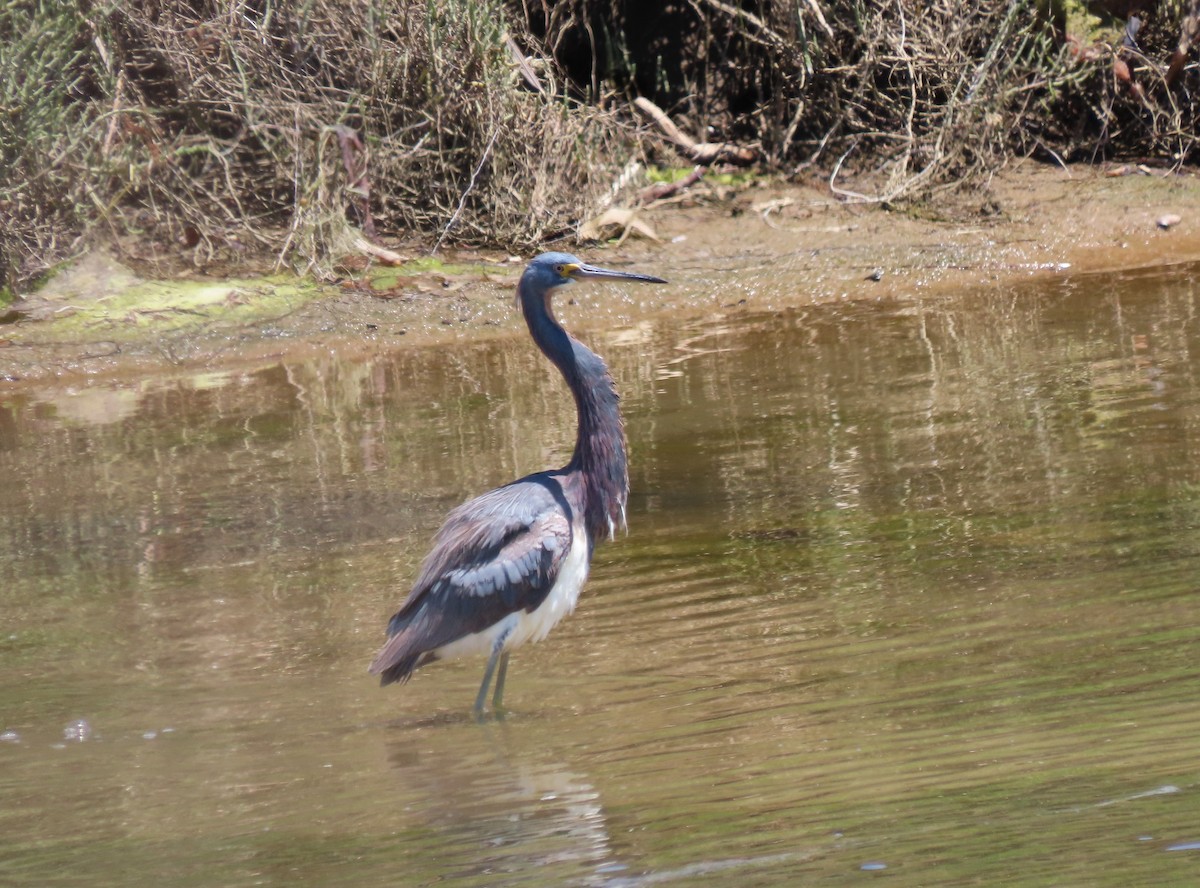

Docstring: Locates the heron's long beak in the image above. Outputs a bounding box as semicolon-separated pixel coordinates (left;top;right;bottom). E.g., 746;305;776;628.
572;263;668;284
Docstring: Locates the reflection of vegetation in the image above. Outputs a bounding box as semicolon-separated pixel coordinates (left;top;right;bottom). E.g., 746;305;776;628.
5;266;1200;885
6;265;1198;644
623;266;1200;630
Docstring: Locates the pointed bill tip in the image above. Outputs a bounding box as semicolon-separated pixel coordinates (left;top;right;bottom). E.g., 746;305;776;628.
575;263;667;285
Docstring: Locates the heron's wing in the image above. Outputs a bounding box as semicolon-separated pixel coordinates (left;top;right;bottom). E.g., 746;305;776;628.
369;474;576;679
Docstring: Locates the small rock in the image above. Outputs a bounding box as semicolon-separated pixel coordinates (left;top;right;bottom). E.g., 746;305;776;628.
1157;214;1182;230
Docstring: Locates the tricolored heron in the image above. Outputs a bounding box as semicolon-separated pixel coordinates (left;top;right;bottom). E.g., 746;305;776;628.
369;252;667;716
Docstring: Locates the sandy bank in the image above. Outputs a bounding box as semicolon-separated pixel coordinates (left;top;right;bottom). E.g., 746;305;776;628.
3;163;1200;388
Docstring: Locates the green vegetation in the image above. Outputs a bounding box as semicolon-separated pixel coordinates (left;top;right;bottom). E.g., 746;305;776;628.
2;0;1198;294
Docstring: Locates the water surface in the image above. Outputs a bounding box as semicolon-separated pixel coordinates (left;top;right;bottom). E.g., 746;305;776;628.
2;263;1200;886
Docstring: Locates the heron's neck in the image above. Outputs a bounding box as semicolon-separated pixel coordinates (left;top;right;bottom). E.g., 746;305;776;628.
523;293;629;542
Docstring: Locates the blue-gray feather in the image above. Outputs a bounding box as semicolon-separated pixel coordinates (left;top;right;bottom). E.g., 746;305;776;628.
369;252;665;696
372;473;574;684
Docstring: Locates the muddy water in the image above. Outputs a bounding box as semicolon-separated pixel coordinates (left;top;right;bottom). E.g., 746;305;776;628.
3;263;1200;886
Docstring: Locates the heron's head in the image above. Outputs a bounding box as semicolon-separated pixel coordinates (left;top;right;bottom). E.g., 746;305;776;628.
521;252;667;298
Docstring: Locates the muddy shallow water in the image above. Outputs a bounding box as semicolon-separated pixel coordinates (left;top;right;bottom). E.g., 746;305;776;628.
3;253;1200;886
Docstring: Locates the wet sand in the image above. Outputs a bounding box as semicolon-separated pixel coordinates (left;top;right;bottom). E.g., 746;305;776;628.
3;162;1200;387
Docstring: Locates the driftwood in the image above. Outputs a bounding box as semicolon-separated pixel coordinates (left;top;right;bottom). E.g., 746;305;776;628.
633;97;758;166
578;208;659;242
353;236;403;265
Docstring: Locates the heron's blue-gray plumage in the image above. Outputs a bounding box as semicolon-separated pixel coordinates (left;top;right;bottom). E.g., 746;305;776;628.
372;473;577;684
369;252;666;703
524;287;628;543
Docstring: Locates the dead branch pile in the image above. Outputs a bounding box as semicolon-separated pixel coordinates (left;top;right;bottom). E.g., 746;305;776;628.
531;0;1200;195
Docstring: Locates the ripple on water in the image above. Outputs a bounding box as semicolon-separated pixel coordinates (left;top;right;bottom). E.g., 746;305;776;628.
5;263;1200;886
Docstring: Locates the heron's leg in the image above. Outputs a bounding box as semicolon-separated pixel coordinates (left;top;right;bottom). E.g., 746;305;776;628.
473;648;502;719
491;652;511;709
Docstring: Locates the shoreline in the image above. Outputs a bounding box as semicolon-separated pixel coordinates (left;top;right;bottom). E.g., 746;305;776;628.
4;163;1200;390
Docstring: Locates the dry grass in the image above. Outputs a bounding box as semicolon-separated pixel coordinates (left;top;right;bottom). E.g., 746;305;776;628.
0;2;101;292
534;0;1072;199
1;0;638;291
532;1;1200;193
102;1;634;265
4;0;1200;295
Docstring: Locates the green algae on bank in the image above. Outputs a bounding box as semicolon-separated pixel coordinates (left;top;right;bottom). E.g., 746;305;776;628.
0;248;533;384
7;250;321;345
362;254;511;296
